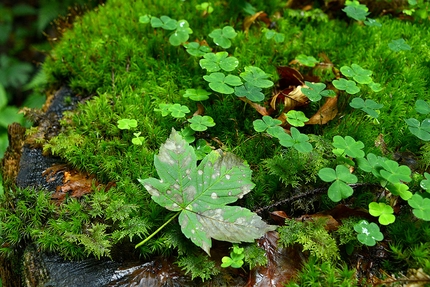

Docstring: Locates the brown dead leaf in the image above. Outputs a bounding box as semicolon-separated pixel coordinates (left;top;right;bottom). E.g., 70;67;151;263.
295;214;340;231
306;95;338;125
193;102;205;116
271;86;309;113
276;66;304;88
270;211;289;225
238;96;270;116
243;11;270;34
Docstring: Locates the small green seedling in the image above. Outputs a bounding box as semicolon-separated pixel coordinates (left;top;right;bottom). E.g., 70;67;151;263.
332;135;365;158
252;116;284;137
196;2;214;14
388;38;412;52
183;42;212;57
240;66;274;89
285;110;309;127
183;88;211;101
405;118;430;141
203;72;242;94
369;202;395;225
169;20;193;46
262;28;285;43
188;115;215;131
408;193;430;221
354;220;384;246
332;78;360;94
295;54;319;67
221;244;245;268
195;139;212;160
318;165;358;202
276;127;313;153
199;52;239;72
302;81;336;102
117;119;138;130
349;98;383;118
234;83;264;102
343;0;370;21
421;172;430;192
209;26;237;49
340;64;373;85
132;132;145;145
415;99;430;115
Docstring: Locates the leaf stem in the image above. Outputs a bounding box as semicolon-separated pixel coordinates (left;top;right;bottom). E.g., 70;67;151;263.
135;212;180;248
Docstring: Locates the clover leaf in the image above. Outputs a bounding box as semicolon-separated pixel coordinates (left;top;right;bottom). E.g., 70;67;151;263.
340;64;373;85
388;38;412;52
195;139;212;160
209;26;237;49
221;244;245;268
199;52;239;72
252;116;284;137
295;54;319;67
368;82;383;92
369;202;395;225
169;103;190;118
349;98;384;118
285;110;309;127
386;182;413;200
155;103;173;117
415;99;430;115
421;172;430;192
354;220;384;246
332;135;365;158
188;115;216;131
150;15;177;30
203;72;242;94
184;42;212;57
138;129;277;255
357;153;385;177
240;66;273;89
343;1;370;21
364;18;382;27
180;126;196;143
169;20;193;46
277;127;313;153
405;118;430;141
332;78;360;94
139;14;151;24
234;83;264;102
302;81;336;102
132;132;145;146
117;119;138;130
318;165;357;202
379;159;412;184
183;88;211;101
195;2;214;14
263;28;285;43
408;193;430;221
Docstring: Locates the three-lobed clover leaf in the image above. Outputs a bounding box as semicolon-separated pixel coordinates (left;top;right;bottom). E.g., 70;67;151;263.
199;52;239;72
277;127;313;153
139;14;151;24
263;28;285;43
340;64;373;84
379;159;412;184
195;2;214;14
364;18;382;27
302;81;336;102
155;103;173;117
195;139;212;160
209;26;237;49
184;42;212;57
408;193;430;221
169;103;191;118
240;66;273;89
368;82;383;92
357;153;385;177
150;15;178;30
421;172;430;192
295;54;319;67
169;20;193;46
354;220;384;246
349;98;384;118
318;165;357;202
139;129;277;255
415;100;430;115
180;126;196;143
132;132;145;145
221;245;245;268
285;110;309;127
188;115;216;131
405;118;430;141
252;116;284;137
203;72;242;94
332;78;360;94
234;83;265;102
388;38;412;52
117;119;138;130
343;1;370;21
369;202;395;225
332;135;365;158
386;182;413;200
183;88;211;101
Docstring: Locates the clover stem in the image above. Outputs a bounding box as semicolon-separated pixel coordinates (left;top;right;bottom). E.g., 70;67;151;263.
135;211;180;248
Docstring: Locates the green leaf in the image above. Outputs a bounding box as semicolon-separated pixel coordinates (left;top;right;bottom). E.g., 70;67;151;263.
139;14;151;24
386;183;412;200
132;132;145;145
350;98;383;118
180;127;196;143
340;64;373;84
221;244;245;268
188;115;215;131
357;153;386;178
169;20;193;46
277;127;312;153
368;82;383;92
196;2;214;14
199;52;239;72
318;165;357;202
154;103;172;117
234;83;264;102
203;72;242;94
183;88;211;101
408;193;430;221
364;18;382;27
332;135;365;158
379;159;412;184
354;220;384;246
285;110;309;127
263;29;285;43
139;130;276;254
388;38;412;52
369;202;395;225
252;116;283;137
195;139;212;160
295;54;318;67
117;119;137;130
421;172;430;192
0;106;25;128
0;83;7;110
332;78;360;94
184;42;212;57
343;4;370;21
150;15;178;30
209;26;237;49
415;100;430;115
240;66;273;89
302;81;335;102
169;103;190;118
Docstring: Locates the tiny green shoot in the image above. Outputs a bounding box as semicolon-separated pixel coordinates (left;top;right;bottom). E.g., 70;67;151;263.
221;244;245;268
132;132;145;145
262;28;285;43
117;119;138;130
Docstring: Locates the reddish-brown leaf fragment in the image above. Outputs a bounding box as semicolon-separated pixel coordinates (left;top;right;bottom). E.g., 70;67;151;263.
306;95;338;125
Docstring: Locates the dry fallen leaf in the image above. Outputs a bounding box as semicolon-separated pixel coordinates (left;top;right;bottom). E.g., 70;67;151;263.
243;11;270;33
306;95;338;125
